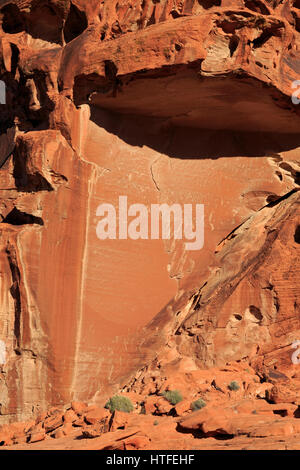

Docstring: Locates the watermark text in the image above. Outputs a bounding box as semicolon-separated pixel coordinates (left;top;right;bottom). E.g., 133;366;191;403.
96;196;204;251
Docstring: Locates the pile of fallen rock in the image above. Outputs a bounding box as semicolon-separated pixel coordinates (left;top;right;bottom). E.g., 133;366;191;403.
2;362;300;450
0;401;112;446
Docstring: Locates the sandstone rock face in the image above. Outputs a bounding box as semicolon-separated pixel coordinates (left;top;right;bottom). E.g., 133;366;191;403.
0;0;299;436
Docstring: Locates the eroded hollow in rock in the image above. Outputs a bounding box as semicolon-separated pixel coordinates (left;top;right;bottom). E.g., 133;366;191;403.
2;208;44;226
294;225;300;244
198;0;222;9
1;3;25;33
76;69;300;134
64;2;88;43
1;2;64;44
249;305;263;322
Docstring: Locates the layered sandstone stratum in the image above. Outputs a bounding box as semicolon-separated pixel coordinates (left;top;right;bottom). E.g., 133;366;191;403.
0;0;300;450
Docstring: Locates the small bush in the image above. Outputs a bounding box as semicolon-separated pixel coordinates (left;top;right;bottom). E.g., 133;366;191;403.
191;398;206;411
105;395;134;413
162;390;183;405
228;381;240;391
153;420;159;426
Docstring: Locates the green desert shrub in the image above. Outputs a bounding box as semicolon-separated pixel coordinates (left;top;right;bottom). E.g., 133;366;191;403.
162;390;183;405
228;381;240;391
191;398;206;411
105;395;134;413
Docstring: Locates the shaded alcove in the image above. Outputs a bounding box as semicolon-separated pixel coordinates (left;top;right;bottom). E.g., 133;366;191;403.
64;2;88;44
74;68;300;159
1;2;64;44
1;1;88;45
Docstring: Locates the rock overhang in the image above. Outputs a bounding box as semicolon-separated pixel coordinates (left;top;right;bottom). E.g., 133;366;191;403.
86;71;300;134
59;11;300;135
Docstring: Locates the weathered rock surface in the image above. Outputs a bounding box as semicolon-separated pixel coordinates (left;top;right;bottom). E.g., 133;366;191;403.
2;363;300;449
0;0;299;451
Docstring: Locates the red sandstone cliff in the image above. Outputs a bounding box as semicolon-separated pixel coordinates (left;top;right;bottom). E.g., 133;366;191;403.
0;0;300;450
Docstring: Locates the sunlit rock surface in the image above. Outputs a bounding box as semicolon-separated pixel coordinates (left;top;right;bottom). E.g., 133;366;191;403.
0;1;299;448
